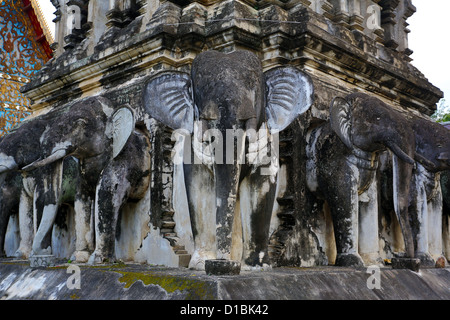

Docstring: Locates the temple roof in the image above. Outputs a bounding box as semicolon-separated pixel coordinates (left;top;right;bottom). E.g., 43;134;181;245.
0;0;54;136
22;0;54;59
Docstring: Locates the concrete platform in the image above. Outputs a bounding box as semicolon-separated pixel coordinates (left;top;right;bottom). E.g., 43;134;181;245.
0;258;449;301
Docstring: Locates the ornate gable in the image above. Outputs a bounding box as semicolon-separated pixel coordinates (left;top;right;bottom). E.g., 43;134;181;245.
0;0;53;136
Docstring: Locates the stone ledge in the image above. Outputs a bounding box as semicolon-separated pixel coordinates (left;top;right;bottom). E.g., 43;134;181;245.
1;259;449;300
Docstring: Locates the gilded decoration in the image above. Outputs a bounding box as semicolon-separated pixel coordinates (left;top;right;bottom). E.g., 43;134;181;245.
0;0;50;136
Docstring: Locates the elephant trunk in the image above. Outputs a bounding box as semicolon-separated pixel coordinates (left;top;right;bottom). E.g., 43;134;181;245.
213;125;247;260
392;156;415;258
214;163;241;260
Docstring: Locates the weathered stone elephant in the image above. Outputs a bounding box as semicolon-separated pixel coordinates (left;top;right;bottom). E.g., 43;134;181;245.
24;96;151;264
0;118;49;258
88;124;151;264
144;50;314;270
307;93;417;267
379;114;450;266
380;160;445;266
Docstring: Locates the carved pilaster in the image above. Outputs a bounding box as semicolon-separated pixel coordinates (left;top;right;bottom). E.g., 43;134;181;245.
137;0;160;25
379;0;400;49
50;0;62;54
106;0;142;29
146;1;182;32
63;0;89;50
400;0;415;59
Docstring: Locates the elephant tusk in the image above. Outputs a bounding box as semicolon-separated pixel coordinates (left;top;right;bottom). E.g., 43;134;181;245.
22;149;68;172
386;142;415;165
0;165;12;174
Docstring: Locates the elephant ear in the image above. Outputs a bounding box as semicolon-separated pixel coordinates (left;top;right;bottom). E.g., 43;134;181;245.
144;72;194;133
112;107;135;159
265;67;314;133
330;96;353;149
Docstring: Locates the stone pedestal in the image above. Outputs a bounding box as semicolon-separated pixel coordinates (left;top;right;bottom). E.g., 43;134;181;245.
29;255;56;268
205;259;241;276
391;258;421;272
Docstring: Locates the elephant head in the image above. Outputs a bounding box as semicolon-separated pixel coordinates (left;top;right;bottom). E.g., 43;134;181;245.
330;92;416;258
145;50;313;136
24;97;135;173
410;114;450;173
144;50;314;269
0;118;48;174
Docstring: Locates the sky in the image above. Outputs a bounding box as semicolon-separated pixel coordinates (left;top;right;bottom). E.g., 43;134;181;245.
37;0;449;104
408;0;450;104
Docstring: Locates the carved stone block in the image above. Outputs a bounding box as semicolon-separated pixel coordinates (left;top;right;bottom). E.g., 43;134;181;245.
391;258;420;272
29;255;56;268
205;259;241;275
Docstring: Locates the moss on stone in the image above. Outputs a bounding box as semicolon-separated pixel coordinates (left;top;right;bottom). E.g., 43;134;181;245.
116;271;215;300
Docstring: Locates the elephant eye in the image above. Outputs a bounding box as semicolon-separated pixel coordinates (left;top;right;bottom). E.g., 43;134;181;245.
75;119;88;127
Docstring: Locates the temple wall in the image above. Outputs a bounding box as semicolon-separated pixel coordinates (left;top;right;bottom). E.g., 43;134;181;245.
2;0;444;269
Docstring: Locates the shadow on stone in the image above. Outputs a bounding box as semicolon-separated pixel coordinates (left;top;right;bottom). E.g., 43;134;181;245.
205;259;241;276
391;258;421;272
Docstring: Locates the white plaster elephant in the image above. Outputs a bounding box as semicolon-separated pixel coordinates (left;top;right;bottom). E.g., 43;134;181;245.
144;50;314;270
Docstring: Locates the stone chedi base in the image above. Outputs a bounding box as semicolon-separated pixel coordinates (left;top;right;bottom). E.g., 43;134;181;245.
0;0;446;275
1;260;450;301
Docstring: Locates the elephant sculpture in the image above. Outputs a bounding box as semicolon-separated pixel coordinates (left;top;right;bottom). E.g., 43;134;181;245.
306;93;417;267
88;124;151;264
144;50;314;270
381;112;450;265
24;96;151;264
0;118;49;258
380;158;445;266
309;92;450;267
385;109;450;266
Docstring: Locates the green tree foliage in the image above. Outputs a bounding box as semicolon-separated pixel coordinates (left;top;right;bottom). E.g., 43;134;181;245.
432;99;450;123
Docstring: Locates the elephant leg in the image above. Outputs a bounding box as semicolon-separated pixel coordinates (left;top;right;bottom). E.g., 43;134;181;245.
15;180;35;259
184;162;216;270
444;212;450;262
427;184;444;263
392;156;415;258
214;163;242;261
31;163;64;256
72;181;95;262
410;170;434;264
0;209;8;258
240;169;277;269
322;162;364;267
89;165;129;264
0;183;21;257
358;178;381;265
72;197;93;262
0;187;10;256
32;203;58;255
